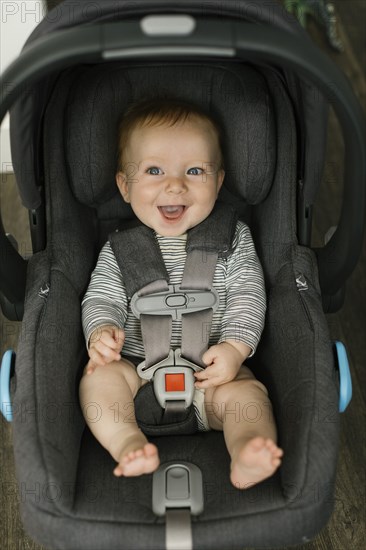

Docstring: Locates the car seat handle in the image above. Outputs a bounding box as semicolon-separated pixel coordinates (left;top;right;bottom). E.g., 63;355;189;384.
0;19;364;314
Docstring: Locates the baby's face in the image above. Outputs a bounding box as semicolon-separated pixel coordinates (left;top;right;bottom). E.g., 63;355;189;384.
116;118;224;236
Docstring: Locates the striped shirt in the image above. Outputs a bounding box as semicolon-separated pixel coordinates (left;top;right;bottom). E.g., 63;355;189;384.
82;221;266;358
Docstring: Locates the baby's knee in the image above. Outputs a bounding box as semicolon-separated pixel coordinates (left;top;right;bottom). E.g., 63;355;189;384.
235;369;269;398
80;360;141;396
245;378;269;399
209;378;269;412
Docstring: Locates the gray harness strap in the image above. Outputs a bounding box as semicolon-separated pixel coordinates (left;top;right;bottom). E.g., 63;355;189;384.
140;313;171;368
180;250;219;367
109;224;169;297
109;228;172;368
161;251;218;422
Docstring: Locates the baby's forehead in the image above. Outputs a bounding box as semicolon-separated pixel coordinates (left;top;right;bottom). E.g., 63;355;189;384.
133;115;219;142
120;112;223;167
142;112;211;129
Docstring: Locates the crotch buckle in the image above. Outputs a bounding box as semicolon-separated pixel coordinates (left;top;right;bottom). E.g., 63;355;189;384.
137;349;204;409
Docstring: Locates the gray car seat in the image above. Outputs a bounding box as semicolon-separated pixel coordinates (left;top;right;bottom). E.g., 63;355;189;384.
0;1;365;549
9;61;339;548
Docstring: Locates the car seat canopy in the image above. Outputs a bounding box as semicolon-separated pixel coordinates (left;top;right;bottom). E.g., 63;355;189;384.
65;63;276;208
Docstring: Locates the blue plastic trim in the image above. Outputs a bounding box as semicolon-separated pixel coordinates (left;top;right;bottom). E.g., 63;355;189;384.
335;341;352;413
0;349;15;422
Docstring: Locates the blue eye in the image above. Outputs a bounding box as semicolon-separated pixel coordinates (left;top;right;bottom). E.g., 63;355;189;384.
147;167;162;175
187;167;203;176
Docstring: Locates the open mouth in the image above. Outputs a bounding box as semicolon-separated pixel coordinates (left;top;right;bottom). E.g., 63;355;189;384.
158;205;186;220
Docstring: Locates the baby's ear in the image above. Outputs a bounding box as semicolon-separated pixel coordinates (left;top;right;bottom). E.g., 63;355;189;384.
116;171;130;203
217;168;225;191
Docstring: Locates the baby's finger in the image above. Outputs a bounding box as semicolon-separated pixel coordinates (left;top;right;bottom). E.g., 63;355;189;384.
89;327;111;345
100;332;121;350
88;348;107;367
201;345;220;366
112;328;125;348
93;341;121;361
85;360;98;375
201;350;215;367
195;377;220;389
194;370;207;380
194;365;219;380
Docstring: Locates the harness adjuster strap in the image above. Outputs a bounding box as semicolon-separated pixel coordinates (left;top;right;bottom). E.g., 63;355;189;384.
152;462;204;550
165;509;192;550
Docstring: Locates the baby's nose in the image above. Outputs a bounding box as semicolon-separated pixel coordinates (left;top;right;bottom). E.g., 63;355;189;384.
166;176;187;193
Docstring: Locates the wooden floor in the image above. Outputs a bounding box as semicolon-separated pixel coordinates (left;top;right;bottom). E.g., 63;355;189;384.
0;2;365;549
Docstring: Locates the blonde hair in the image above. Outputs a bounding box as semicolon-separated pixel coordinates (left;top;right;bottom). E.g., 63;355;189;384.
116;97;224;171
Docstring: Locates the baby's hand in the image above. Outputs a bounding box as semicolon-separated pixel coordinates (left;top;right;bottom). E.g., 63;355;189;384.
87;325;124;371
194;341;250;389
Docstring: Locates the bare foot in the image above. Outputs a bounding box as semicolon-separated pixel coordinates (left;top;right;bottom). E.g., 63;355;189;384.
230;436;283;489
113;433;160;477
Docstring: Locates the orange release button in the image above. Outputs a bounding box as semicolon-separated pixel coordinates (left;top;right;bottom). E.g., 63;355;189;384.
165;373;185;392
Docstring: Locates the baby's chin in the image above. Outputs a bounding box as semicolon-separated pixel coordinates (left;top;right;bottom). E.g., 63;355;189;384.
140;219;187;237
154;227;188;238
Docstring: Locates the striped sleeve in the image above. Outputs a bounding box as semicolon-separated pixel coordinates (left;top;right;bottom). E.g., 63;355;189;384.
81;241;128;346
218;222;267;355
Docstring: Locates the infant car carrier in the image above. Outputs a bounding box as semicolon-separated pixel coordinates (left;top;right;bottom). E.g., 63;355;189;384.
0;1;365;549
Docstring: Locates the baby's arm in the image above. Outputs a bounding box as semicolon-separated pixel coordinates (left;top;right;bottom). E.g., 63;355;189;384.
194;340;252;388
195;222;266;389
82;242;128;373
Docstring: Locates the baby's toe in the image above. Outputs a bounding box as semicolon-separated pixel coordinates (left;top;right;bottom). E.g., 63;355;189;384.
251;436;266;450
144;443;158;456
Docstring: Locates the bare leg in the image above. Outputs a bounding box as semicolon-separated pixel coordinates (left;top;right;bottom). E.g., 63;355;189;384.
79;360;159;477
204;368;283;489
